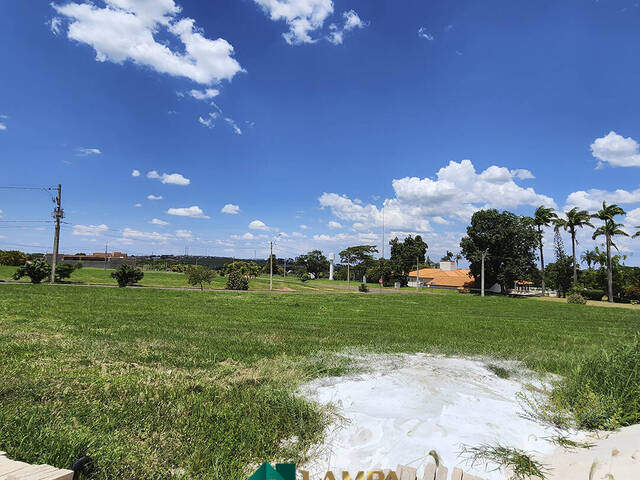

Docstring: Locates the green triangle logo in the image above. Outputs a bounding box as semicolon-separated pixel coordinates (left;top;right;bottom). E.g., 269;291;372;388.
248;462;296;480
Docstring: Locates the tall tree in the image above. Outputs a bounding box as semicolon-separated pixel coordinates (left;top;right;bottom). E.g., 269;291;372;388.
294;250;329;278
592;202;628;302
533;205;558;295
460;209;539;292
339;245;378;288
554;207;594;284
388;235;428;286
633;226;640;238
580;249;598;270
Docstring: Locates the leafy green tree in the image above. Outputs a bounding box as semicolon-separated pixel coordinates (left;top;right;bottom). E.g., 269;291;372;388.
111;264;144;287
226;270;249;290
185;265;215;290
13;260;51;284
388;235;428;286
554;207;594;284
294;250;329;278
365;258;393;286
0;250;29;266
580;249;598;270
546;230;573;297
592;202;628;302
261;255;283;275
440;251;454;262
533;205;558;295
339;245;378;288
460;209;539;292
225;261;260;278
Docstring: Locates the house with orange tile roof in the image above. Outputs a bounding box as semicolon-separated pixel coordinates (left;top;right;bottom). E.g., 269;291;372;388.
407;261;474;289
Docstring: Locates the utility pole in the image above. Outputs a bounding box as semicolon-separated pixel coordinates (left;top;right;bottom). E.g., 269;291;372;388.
283;258;287;279
416;255;419;292
103;241;109;270
269;241;273;291
481;249;489;297
50;184;63;283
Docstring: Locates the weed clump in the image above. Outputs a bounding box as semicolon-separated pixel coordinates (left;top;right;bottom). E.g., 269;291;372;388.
550;335;640;429
460;443;548;480
567;293;587;305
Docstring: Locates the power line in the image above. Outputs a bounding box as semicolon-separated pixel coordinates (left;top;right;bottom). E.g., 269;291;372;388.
0;186;57;191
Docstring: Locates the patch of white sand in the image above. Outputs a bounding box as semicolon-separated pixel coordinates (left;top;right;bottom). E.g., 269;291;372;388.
543;424;640;480
300;354;558;480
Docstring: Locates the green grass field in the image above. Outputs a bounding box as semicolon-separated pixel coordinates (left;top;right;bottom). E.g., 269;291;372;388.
1;283;639;478
0;265;338;292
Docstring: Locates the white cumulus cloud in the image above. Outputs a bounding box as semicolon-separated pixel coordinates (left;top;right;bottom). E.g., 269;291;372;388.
591;131;640;168
188;88;220;100
564;187;640;212
52;0;244;85
319;159;555;232
147;170;190;185
254;0;365;46
167;205;209;218
0;114;7;131
249;219;270;230
147;194;163;200
131;169;140;177
150;218;168;225
72;223;108;236
221;204;240;214
328;220;342;229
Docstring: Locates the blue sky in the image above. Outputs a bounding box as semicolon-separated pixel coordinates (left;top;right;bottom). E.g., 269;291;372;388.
1;0;640;263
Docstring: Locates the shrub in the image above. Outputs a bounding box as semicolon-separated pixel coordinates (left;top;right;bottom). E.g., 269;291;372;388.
297;271;311;283
185;265;215;291
54;263;75;281
226;270;248;290
458;287;472;294
551;335;640;429
12;260;51;284
583;289;605;301
111;264;144;287
358;283;369;293
567;293;587;305
0;250;29;266
74;261;83;270
626;286;640;302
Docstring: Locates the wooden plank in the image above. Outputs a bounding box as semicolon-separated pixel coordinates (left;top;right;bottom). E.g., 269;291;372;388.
451;467;463;480
396;465;417;480
460;474;485;480
421;463;437;480
434;465;447;480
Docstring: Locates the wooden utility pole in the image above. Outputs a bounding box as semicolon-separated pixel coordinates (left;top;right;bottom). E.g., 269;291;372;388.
50;184;63;283
416;256;419;292
269;241;273;291
103;241;108;270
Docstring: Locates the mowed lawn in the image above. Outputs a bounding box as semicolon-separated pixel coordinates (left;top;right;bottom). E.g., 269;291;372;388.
1;285;639;479
0;265;340;292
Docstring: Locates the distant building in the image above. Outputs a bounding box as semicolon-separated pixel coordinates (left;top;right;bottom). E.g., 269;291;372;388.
44;252;135;268
408;262;474;289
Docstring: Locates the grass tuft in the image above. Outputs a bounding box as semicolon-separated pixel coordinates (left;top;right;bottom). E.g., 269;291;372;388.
550;334;640;430
459;443;548;480
487;363;510;379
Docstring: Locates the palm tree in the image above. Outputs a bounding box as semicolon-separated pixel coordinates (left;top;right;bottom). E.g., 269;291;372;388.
555;207;593;284
580;249;597;270
634;226;640;239
592;202;628;302
533;206;557;295
454;252;463;268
